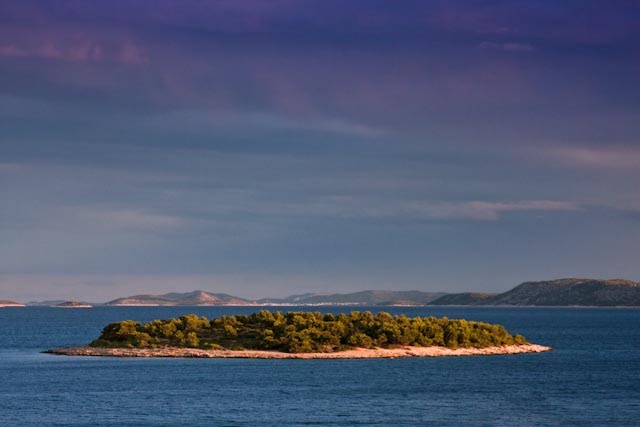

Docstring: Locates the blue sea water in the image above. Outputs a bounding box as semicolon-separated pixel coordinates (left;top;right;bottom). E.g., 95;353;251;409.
0;306;639;426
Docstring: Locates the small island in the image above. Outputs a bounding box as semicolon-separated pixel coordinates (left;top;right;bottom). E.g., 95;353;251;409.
53;301;93;308
0;300;25;308
47;310;550;358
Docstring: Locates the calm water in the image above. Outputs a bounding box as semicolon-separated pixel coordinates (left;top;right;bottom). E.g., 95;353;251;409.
1;306;639;426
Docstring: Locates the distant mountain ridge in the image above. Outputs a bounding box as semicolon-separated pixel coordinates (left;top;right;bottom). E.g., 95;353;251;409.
259;290;447;306
107;290;446;306
430;278;640;306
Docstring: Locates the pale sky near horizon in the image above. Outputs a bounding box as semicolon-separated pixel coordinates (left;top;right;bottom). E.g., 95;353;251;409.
2;1;640;302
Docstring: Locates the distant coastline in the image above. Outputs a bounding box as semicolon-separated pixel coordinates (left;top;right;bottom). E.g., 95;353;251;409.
7;277;640;308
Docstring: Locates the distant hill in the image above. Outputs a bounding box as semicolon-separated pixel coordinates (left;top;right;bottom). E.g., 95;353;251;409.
430;293;496;306
0;300;25;307
488;278;640;306
431;278;640;307
105;290;252;306
260;290;447;306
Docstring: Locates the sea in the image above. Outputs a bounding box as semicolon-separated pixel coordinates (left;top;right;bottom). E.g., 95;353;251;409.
1;306;638;426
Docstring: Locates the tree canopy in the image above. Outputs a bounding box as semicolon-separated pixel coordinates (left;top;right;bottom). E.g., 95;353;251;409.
90;310;527;353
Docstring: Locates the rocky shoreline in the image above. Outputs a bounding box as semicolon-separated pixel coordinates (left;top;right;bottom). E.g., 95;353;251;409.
45;344;551;359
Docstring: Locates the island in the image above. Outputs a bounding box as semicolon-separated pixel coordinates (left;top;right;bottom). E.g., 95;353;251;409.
53;301;93;308
104;290;250;306
47;310;550;359
0;300;25;308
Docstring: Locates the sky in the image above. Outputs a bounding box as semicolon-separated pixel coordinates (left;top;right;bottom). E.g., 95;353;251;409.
1;1;640;302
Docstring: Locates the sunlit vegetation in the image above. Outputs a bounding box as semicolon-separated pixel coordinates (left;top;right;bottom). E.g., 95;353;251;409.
90;310;528;352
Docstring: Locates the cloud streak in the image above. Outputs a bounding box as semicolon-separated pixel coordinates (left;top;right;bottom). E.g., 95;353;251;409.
478;41;534;52
145;110;387;137
77;209;187;230
0;39;147;64
546;146;640;170
243;198;580;221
